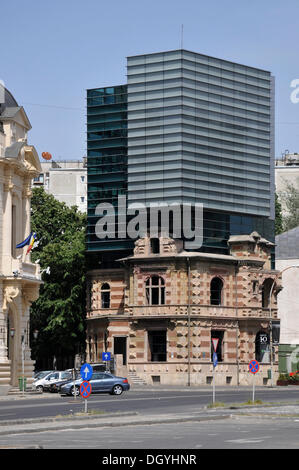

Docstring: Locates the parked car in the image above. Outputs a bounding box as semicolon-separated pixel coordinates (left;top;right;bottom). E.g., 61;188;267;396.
60;372;130;396
32;370;72;393
48;370;80;393
33;370;54;380
90;363;107;372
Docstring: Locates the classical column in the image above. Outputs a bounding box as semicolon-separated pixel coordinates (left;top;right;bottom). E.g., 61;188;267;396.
0;281;9;363
2;180;13;274
22;181;32;263
22;180;32;239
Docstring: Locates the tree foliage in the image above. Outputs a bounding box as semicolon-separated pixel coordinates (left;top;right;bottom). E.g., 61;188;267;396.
275;193;283;235
30;187;87;368
278;182;299;232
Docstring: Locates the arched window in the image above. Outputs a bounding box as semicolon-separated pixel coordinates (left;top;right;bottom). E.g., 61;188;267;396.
210;277;223;305
262;278;274;308
101;283;110;308
145;276;165;305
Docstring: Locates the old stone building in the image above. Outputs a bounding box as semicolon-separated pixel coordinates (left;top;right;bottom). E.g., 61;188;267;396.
86;232;281;386
0;86;41;393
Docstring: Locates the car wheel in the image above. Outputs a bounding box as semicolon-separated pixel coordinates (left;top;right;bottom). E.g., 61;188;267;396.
36;385;43;393
112;385;123;396
71;386;79;397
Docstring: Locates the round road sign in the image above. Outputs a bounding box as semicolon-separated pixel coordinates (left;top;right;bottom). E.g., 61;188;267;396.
248;360;259;374
80;380;92;398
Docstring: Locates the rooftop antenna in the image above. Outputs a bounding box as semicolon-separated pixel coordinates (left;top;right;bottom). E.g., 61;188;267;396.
181;24;184;49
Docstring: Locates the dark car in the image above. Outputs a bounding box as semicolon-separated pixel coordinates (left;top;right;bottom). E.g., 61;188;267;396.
60;372;130;396
43;371;73;392
48;370;80;393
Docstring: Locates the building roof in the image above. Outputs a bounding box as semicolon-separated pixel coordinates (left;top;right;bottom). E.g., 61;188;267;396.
228;232;275;246
0;85;31;129
0;84;18;110
0;106;22;118
119;251;238;264
276;226;299;260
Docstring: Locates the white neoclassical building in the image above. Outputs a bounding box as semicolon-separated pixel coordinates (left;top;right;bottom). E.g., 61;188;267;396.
0;85;42;394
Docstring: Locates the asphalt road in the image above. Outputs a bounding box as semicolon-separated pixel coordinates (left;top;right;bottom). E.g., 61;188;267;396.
0;386;298;421
0;415;299;449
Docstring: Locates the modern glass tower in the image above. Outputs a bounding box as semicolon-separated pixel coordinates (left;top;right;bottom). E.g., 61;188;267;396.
86;85;134;267
87;50;275;266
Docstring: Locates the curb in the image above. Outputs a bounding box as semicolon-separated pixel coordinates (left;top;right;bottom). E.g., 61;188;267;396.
0;413;231;436
0;411;139;427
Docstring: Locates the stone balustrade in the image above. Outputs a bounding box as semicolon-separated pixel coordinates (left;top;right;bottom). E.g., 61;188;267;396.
87;303;277;319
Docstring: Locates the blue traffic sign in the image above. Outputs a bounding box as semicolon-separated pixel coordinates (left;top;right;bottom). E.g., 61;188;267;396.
213;352;218;368
80;363;93;381
248;360;259;374
102;352;111;362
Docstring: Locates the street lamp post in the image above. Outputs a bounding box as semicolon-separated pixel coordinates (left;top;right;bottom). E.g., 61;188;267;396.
269;265;299;387
21;332;25;396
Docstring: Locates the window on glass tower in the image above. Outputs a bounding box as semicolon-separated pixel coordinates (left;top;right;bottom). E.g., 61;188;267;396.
145;276;165;305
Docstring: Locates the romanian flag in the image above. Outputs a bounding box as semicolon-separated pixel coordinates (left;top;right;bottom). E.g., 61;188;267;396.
26;232;37;254
16;232;37;254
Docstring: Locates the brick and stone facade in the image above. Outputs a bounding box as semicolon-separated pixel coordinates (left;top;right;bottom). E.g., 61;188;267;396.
86;233;281;386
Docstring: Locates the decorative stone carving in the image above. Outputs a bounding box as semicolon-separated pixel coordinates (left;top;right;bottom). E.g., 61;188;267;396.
3;286;20;312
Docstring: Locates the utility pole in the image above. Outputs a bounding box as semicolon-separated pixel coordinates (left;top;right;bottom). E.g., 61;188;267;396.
187;257;191;387
21;333;25;396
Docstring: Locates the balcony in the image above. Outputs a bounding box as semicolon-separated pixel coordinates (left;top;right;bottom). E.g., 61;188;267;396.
87;303;277;320
11;258;41;281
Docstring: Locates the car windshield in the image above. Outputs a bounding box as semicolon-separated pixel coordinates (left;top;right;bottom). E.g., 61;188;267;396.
35;371;51;380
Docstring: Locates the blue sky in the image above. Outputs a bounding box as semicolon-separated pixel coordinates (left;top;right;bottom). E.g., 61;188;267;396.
2;0;299;160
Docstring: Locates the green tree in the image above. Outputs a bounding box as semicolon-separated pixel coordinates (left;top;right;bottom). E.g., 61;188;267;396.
279;182;299;232
275;193;283;235
30;187;87;370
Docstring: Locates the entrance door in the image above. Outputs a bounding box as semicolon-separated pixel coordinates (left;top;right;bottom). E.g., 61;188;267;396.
114;337;127;365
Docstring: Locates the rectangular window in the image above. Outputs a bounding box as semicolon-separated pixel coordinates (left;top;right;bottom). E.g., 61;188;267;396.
211;330;224;362
114;337;127;365
148;330;167;362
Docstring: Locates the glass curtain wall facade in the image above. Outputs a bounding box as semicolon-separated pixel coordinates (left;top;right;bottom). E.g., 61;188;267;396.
86;86;133;267
126;49;275;254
